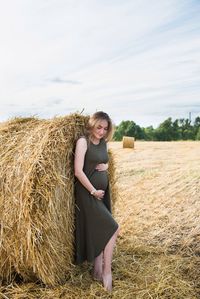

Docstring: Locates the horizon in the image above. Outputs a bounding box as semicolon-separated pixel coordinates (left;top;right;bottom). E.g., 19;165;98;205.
1;110;198;130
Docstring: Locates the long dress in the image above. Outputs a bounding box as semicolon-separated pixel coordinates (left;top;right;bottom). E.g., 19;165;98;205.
74;137;119;264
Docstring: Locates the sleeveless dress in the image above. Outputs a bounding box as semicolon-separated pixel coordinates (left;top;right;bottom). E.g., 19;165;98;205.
74;137;119;264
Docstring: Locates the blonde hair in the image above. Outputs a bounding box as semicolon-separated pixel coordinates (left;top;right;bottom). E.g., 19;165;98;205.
86;111;114;142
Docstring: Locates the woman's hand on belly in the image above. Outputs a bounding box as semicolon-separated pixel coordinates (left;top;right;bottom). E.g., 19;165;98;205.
95;163;108;171
93;189;105;200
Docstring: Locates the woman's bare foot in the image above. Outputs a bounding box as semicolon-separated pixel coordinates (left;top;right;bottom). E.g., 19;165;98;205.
102;273;112;292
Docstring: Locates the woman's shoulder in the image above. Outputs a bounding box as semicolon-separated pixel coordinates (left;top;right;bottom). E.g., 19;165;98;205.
78;135;87;140
76;135;88;145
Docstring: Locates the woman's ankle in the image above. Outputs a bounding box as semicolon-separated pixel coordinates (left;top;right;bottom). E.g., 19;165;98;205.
103;269;112;276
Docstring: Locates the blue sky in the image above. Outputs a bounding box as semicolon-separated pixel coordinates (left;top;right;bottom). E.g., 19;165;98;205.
0;0;199;128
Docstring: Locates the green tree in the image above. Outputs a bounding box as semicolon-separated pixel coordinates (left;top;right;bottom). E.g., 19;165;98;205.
172;119;181;140
144;126;155;140
178;118;194;140
113;120;145;140
194;116;200;137
113;115;200;141
196;127;200;140
154;117;174;141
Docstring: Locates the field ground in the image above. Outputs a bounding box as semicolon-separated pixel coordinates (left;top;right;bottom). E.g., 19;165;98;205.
1;141;200;298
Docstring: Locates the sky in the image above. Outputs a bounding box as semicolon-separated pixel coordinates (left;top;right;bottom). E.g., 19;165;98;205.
0;0;200;128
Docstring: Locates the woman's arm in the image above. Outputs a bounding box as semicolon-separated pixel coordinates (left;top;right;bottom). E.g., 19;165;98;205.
74;137;104;199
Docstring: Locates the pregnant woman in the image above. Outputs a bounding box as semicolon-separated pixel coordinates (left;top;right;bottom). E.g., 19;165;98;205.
74;111;119;292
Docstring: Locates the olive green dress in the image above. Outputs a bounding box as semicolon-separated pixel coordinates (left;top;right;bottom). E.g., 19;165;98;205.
74;137;118;264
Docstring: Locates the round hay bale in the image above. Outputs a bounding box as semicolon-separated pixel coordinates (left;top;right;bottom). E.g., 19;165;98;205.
0;113;117;286
122;136;135;148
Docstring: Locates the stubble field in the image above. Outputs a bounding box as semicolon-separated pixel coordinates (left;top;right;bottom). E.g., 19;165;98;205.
1;141;200;298
112;140;200;298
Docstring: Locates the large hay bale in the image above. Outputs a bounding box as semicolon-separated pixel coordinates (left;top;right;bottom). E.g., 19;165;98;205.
0;113;117;286
122;136;135;148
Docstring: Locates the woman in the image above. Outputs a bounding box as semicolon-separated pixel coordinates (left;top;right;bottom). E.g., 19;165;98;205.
74;111;119;292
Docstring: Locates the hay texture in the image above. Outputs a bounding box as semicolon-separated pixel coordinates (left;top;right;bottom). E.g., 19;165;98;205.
122;136;134;149
0;114;117;286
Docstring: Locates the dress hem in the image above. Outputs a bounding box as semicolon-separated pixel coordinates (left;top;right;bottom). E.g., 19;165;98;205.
74;223;119;265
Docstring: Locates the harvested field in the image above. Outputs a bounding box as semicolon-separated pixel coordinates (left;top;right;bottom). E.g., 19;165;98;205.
1;141;200;298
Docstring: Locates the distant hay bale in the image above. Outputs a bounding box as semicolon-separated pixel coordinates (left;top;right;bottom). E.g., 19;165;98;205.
122;136;135;148
0;113;117;286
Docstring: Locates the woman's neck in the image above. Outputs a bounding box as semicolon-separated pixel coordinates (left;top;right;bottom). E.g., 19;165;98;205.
90;136;101;145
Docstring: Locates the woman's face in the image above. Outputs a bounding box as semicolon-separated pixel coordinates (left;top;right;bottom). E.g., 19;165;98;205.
92;119;108;140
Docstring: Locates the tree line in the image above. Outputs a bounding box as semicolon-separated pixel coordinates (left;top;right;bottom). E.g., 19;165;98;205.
113;116;200;141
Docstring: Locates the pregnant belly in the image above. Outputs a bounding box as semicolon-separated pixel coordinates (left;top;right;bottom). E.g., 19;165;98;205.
90;170;109;190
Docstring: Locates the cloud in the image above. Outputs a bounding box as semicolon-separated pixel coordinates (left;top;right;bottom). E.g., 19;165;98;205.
0;0;199;128
48;77;82;85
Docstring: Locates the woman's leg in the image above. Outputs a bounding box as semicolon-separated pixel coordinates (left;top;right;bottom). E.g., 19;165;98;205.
93;251;103;280
102;227;119;291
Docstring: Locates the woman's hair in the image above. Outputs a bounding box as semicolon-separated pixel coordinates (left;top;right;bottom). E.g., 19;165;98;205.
86;111;114;142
